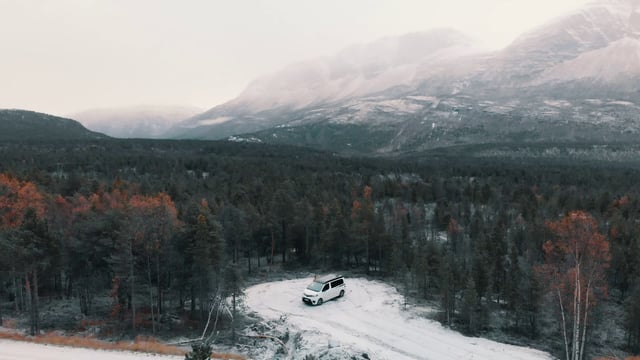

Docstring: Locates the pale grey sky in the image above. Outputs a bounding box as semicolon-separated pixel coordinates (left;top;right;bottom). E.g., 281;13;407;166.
0;0;589;116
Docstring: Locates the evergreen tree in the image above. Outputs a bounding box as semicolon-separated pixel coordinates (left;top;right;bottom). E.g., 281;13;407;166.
223;263;243;344
184;342;212;360
269;186;294;264
439;247;457;326
188;199;224;324
460;277;480;335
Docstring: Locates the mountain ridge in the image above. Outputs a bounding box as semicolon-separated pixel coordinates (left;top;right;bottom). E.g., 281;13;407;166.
166;0;640;153
165;28;478;140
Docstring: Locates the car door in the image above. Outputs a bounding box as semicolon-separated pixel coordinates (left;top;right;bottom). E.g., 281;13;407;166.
321;283;330;300
330;279;342;298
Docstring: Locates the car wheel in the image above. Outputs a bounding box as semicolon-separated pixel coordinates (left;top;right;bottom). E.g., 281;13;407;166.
339;290;345;297
317;298;323;305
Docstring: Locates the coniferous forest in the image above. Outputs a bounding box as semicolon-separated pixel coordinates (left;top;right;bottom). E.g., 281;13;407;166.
1;138;640;359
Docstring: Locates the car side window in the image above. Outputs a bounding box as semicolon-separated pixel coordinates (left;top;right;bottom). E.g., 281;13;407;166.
331;279;343;287
322;284;329;292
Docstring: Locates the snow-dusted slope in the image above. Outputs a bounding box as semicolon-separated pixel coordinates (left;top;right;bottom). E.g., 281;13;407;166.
481;0;640;83
166;29;478;139
245;278;552;360
74;105;201;139
231;29;476;113
540;37;640;82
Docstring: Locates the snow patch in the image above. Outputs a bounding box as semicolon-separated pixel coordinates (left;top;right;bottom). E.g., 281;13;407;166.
484;105;514;114
198;116;232;126
607;100;635;106
406;95;439;102
543;99;572;108
584;98;604;105
376;99;423;113
0;340;182;360
227;135;262;143
245;277;552;360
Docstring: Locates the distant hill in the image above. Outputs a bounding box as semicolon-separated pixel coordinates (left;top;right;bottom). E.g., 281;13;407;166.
72;105;201;138
0;109;108;141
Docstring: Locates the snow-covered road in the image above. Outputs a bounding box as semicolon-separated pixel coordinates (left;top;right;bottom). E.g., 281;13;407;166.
245;277;552;360
0;340;182;360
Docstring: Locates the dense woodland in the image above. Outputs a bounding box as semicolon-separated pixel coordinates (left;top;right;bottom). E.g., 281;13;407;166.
1;138;640;359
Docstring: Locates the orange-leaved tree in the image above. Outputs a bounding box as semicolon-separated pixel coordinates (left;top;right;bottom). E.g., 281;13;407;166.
0;174;49;335
538;211;610;360
0;173;48;334
0;173;45;228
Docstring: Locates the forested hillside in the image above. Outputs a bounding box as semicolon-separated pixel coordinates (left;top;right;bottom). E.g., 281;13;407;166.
0;110;108;141
1;139;640;359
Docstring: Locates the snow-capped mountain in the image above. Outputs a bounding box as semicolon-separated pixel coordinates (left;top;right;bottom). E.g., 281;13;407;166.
167;0;640;154
233;29;476;112
74;105;201;139
164;29;479;139
481;0;640;84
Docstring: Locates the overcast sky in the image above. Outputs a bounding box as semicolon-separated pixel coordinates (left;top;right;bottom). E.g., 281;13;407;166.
0;0;590;116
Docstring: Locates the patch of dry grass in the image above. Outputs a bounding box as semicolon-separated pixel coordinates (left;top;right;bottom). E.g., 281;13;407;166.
0;330;246;359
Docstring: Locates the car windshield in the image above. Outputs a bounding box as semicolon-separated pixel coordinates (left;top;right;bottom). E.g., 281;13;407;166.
306;281;323;292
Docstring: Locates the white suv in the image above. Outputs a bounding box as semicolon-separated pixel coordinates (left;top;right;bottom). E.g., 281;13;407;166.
302;275;345;305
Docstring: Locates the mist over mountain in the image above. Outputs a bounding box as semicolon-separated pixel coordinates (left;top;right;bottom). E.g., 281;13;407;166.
165;29;479;140
0;109;108;141
170;0;640;154
74;105;201;139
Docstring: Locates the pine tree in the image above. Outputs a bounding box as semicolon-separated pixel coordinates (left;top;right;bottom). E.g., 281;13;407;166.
188;199;224;324
439;247;457;326
223;263;243;344
461;277;480;335
626;283;640;353
184;342;212;360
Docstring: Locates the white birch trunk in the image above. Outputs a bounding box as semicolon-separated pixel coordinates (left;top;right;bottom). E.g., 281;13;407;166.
558;289;570;360
579;280;592;360
573;275;581;360
571;267;579;360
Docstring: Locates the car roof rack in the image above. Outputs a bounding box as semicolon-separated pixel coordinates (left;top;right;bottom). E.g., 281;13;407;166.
315;274;343;283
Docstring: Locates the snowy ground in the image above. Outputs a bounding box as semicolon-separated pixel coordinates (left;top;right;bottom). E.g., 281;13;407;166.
0;340;182;360
245;277;553;360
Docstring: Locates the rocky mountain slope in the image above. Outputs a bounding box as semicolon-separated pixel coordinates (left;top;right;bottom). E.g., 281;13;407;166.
166;0;640;154
165;29;479;140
